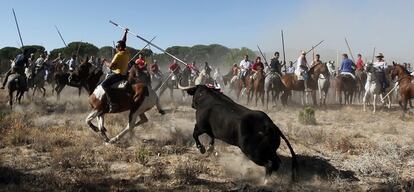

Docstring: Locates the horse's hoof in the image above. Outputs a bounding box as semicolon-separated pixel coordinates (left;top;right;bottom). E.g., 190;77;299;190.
198;145;206;154
159;110;166;115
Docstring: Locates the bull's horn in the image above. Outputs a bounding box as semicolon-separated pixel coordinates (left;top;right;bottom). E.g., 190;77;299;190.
177;81;196;90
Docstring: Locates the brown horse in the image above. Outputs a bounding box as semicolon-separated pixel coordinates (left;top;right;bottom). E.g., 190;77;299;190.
280;63;330;106
391;63;414;114
355;69;367;103
252;68;265;107
334;74;357;105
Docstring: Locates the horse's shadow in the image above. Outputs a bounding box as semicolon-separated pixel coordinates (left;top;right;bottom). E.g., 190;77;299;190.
277;154;359;182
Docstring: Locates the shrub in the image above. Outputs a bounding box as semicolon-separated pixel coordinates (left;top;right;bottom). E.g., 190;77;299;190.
298;106;316;125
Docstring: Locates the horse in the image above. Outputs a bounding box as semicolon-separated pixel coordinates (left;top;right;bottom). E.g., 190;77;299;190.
158;68;189;103
5;73;26;109
264;70;283;110
250;67;265;107
317;61;335;106
86;75;165;143
334;72;357;105
390;63;414;115
28;67;47;98
195;68;215;86
222;68;239;95
54;61;102;100
363;63;391;113
280;63;330;106
355;68;367;103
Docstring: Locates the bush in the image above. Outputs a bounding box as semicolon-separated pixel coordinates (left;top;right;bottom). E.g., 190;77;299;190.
298;106;316;125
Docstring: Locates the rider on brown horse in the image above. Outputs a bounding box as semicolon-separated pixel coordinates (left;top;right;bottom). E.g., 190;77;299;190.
128;54;151;85
101;28;130;112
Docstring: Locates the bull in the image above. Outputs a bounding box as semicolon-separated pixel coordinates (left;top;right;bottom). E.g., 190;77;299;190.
178;83;298;182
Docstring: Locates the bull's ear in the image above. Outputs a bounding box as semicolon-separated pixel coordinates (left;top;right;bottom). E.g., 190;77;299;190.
186;86;197;95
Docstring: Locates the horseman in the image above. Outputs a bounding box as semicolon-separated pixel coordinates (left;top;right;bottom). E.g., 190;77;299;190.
204;62;212;78
231;63;239;76
187;61;200;82
34;53;47;78
67;54;78;83
356;54;364;71
101;28;130;112
149;59;163;79
168;59;181;88
373;53;389;93
1;49;30;90
269;52;283;76
285;61;295;74
52;53;65;72
294;51;309;89
311;53;322;67
239;54;252;86
128;54;151;85
338;53;356;79
252;56;264;80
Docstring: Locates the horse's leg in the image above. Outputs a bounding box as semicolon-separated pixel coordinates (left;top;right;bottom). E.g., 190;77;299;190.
363;91;369;112
373;94;377;113
97;115;109;142
266;90;270;110
9;90;13;109
42;87;46;97
86;110;100;132
155;96;165;114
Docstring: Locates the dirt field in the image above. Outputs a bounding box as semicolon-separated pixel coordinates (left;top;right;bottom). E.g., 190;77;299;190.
0;86;413;191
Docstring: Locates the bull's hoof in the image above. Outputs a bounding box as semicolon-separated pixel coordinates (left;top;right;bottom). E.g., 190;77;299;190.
198;145;206;154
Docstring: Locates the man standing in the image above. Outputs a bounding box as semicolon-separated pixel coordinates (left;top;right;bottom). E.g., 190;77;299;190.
101;28;130;112
1;49;30;90
269;52;283;76
373;53;388;92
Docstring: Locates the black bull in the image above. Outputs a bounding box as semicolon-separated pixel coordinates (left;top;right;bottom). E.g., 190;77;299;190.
181;85;298;180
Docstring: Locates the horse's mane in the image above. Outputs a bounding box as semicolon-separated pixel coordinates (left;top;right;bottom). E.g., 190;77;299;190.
308;62;322;74
396;64;411;75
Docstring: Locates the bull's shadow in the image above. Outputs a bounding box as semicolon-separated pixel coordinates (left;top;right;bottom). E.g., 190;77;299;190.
277;154;359;182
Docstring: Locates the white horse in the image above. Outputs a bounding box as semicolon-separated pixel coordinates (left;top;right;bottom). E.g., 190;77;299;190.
318;61;336;105
363;64;391;113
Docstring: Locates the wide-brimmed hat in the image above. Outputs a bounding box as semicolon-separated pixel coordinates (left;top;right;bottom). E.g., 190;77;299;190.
376;53;384;58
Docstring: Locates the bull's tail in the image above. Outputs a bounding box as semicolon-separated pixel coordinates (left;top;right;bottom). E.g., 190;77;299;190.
276;125;298;181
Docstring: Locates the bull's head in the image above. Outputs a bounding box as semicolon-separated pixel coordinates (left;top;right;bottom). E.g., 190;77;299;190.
178;82;221;109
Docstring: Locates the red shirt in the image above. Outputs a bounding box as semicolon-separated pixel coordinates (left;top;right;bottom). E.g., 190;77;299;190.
169;62;180;72
356;58;364;70
252;62;264;71
135;58;146;69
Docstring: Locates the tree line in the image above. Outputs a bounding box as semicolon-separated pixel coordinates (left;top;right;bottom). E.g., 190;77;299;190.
0;42;255;73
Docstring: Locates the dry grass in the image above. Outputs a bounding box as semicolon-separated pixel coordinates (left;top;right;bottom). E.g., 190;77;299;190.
0;89;413;191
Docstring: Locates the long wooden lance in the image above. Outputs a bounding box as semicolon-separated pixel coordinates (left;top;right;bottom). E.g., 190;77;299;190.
371;47;376;63
109;20;188;67
292;40;324;65
75;40;82;63
281;30;286;70
55;25;67;47
257;45;268;65
12;9;24;47
344;38;355;61
128;36;156;63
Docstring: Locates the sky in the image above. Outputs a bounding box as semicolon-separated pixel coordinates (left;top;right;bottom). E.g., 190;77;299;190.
1;0;414;62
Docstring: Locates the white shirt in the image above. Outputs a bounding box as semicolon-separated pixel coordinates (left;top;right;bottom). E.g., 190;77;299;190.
373;60;387;71
239;59;251;71
286;66;295;74
35;58;45;67
67;58;77;70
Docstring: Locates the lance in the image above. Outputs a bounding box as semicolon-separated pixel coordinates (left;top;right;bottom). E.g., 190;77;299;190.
257;45;268;65
75;40;82;62
54;25;67;47
292;40;324;65
128;36;156;63
344;38;355;61
109;20;188;67
371;47;376;64
281;30;286;70
12;9;24;47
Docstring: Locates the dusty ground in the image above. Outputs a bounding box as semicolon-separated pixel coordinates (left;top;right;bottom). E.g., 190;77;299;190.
0;86;413;192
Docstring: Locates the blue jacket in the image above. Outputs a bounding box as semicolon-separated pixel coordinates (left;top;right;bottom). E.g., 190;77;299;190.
339;58;354;73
